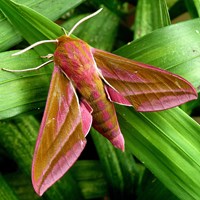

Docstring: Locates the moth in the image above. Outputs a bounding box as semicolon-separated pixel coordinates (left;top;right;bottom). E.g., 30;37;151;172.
2;8;197;196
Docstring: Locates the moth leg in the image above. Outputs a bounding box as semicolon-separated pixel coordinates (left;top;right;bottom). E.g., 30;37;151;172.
41;54;54;59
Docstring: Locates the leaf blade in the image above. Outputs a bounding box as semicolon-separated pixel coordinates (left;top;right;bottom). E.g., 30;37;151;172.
0;0;85;51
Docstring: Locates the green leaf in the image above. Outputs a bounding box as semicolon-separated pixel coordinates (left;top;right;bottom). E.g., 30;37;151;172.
0;175;19;200
117;106;200;199
0;0;62;54
194;0;200;16
91;129;138;199
134;0;170;39
70;160;108;199
0;50;51;119
0;0;85;51
3;171;42;200
137;170;178;200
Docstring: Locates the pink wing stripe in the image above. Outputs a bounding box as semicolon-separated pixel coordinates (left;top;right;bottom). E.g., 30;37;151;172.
104;85;132;106
37;140;86;196
80;100;93;136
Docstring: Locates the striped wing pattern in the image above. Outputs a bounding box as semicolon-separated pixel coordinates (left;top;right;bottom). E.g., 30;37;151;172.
93;49;197;112
32;66;91;195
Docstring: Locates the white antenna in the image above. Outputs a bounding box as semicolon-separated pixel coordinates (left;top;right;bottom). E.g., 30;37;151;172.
2;60;53;72
68;8;103;36
12;40;58;56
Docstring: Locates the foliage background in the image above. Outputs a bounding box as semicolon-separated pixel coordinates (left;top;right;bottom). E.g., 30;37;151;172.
0;0;200;199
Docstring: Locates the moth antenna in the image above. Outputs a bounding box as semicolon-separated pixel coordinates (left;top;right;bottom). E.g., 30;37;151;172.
68;8;103;36
61;27;68;36
2;60;53;72
12;40;58;56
